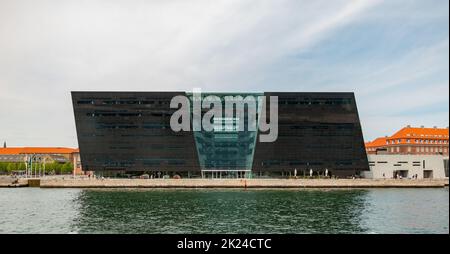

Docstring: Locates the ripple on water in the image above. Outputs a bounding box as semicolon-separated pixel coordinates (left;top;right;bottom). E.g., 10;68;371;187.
0;188;448;234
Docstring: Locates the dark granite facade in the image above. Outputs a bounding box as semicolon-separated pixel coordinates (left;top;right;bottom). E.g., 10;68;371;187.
252;92;369;177
72;91;369;177
72;92;200;174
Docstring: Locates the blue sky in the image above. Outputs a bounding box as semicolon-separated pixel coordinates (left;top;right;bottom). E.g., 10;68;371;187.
0;0;448;147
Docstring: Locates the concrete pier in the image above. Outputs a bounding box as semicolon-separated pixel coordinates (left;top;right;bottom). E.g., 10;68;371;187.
38;178;449;189
0;177;29;187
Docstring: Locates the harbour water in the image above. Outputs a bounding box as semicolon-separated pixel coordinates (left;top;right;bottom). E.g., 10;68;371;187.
0;188;448;234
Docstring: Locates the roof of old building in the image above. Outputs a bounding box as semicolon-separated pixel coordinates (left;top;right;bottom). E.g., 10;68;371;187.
389;126;449;139
0;147;78;155
366;126;449;148
365;137;387;148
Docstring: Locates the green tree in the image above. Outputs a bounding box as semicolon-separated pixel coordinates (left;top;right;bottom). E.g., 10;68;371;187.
61;162;73;174
0;162;7;173
45;162;61;174
7;163;17;173
46;162;54;171
55;163;62;174
18;163;26;171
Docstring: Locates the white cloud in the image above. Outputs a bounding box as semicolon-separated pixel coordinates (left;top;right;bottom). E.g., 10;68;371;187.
0;0;447;146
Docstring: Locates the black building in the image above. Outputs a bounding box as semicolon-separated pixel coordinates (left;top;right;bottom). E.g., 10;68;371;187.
72;91;369;178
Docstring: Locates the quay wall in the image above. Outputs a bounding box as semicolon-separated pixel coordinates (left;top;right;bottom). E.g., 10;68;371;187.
39;178;449;188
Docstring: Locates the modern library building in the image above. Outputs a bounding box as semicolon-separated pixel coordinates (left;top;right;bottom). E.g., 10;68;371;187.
72;91;369;178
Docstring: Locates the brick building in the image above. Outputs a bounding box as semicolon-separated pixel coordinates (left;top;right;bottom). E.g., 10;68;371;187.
0;147;82;175
366;126;449;155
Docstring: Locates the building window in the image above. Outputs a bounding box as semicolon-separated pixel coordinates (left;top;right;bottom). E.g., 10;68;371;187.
407;139;410;143
425;147;429;152
397;147;400;152
408;147;411;152
421;147;424;152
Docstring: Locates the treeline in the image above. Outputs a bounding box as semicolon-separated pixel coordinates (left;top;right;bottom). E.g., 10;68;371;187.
0;162;73;175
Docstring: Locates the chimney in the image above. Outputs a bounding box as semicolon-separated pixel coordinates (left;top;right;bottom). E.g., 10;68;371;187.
3;141;6;148
433;126;437;129
407;125;411;128
420;125;424;128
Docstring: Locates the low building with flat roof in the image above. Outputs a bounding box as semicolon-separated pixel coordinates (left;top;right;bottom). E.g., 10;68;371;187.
363;154;449;179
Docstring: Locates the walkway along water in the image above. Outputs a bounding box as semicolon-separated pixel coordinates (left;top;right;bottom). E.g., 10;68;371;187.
37;178;449;188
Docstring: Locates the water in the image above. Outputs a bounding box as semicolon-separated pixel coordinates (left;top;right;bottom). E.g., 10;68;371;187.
0;188;448;234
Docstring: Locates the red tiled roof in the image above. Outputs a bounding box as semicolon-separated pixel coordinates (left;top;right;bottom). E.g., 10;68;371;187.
0;147;78;155
390;127;449;139
0;148;23;155
365;137;387;148
366;126;449;148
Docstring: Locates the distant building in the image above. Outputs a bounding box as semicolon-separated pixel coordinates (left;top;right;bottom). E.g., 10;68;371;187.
363;154;449;179
0;147;81;174
366;126;449;156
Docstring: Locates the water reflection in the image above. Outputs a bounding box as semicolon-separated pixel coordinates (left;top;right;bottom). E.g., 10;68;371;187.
360;188;449;234
0;188;81;233
72;189;369;234
0;188;447;234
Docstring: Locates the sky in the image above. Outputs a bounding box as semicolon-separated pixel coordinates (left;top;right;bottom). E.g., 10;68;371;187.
0;0;448;147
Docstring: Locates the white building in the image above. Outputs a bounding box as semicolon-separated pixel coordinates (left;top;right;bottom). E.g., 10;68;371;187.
363;155;449;179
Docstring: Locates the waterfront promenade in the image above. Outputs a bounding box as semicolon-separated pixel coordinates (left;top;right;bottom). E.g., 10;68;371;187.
1;176;448;188
37;178;448;188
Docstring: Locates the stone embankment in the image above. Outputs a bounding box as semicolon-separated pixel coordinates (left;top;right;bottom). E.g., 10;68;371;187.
38;178;449;188
0;177;29;187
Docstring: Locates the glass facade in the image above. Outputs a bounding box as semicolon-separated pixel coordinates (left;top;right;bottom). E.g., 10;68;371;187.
72;91;369;177
187;93;262;174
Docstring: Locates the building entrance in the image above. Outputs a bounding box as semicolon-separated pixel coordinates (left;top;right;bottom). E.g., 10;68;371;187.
201;170;251;179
